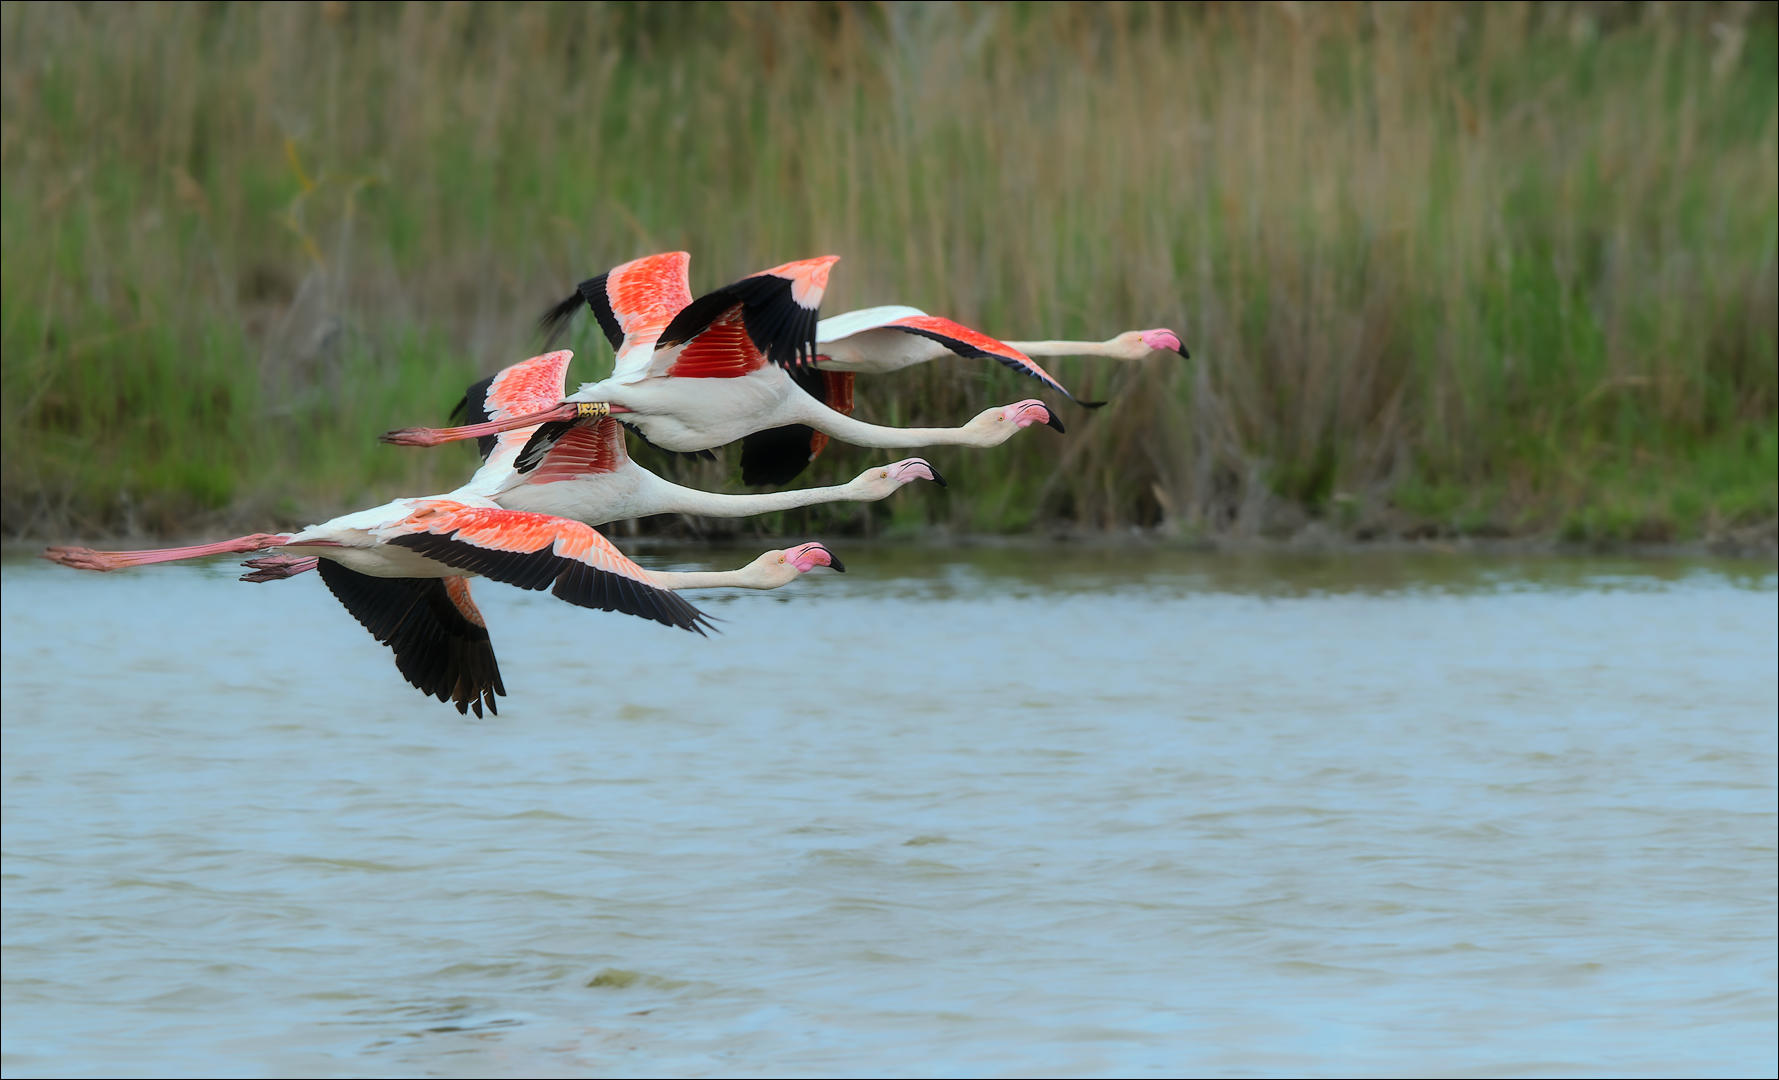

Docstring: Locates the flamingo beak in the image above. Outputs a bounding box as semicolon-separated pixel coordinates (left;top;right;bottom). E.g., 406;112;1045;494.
902;460;947;488
790;544;844;573
1043;408;1066;434
1142;329;1189;359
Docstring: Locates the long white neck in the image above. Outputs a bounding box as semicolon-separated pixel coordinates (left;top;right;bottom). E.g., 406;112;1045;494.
630;470;872;518
784;396;995;450
649;556;792;591
1002;337;1138;360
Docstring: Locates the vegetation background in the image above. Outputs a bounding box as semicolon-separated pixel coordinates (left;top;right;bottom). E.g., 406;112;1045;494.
2;0;1774;544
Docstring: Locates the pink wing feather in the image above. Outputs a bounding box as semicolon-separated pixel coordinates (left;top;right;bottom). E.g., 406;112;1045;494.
884;316;1085;402
384;502;712;633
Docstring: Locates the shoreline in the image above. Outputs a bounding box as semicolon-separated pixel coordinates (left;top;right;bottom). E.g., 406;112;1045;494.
8;527;1775;565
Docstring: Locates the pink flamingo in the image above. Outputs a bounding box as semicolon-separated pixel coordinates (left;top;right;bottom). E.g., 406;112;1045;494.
439;347;945;526
43;501;841;716
383;253;1063;465
534;255;1185;484
734;309;1187;484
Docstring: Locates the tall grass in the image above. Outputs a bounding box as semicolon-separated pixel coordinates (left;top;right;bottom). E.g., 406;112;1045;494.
3;1;1774;541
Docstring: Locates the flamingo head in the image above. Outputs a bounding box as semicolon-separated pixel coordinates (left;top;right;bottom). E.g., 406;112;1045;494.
963;399;1063;446
780;542;845;575
1004;399;1064;433
857;458;947;494
1110;328;1188;359
1141;328;1188;357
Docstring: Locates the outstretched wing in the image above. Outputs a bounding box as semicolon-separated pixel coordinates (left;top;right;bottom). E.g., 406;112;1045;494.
316;560;505;717
815;305;928;343
512;416;629;483
383;503;712;634
539;252;695;384
647;255;838;380
540;251;693;347
823;313;1094;404
453;350;576;464
884;316;1092;404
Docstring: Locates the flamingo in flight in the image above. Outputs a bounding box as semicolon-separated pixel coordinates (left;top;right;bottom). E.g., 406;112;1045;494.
527;259;1187;483
43;501;842;717
382;253;1065;478
735;311;1187;485
438;346;945;527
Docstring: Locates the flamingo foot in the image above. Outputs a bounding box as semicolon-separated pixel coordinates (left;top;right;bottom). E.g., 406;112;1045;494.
240;555;320;582
41;546;133;572
381;402;623;447
41;533;291;572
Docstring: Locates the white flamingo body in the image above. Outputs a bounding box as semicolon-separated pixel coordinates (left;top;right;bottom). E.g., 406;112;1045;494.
569;365;800;452
444;350;943;523
388;253;1066;464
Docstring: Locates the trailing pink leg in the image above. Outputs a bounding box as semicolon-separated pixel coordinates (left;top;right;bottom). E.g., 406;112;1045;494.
380;402;627;447
41;533;291;573
239;555;320;583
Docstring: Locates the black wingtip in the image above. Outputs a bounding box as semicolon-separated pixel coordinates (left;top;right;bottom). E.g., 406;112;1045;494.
538;291;584;347
449;395;468;422
1079;399;1109;410
1044;410;1066;434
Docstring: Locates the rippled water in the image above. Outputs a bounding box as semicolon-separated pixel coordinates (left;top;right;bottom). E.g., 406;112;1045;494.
3;546;1775;1078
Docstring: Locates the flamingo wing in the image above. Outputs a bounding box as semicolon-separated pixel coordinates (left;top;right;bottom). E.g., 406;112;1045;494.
513;416;629;483
650;255;838;379
316;560;505;717
383;504;712;634
539;251;694;358
883;316;1095;404
739;369;857;486
452;350;577;463
814;305;928;342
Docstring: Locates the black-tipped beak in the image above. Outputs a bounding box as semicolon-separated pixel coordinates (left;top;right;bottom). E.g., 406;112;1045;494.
926;465;948;488
826;552;846;573
1044;410;1066;434
1176;344;1191;359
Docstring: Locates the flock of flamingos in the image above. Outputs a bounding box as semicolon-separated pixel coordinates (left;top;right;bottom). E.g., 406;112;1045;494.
44;252;1187;716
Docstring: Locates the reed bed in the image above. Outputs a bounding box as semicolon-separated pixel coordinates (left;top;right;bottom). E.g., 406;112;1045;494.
2;1;1774;542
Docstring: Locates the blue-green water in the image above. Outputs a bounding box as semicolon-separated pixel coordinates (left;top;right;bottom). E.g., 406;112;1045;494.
3;548;1775;1077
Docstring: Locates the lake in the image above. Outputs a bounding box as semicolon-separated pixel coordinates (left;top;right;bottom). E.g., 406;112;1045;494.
3;545;1775;1077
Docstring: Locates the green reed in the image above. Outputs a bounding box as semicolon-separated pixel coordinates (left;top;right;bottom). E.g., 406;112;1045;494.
2;2;1774;541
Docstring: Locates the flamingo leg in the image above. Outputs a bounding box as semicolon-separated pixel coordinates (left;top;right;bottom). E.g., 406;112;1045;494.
381;402;625;447
41;533;292;572
239;555;321;582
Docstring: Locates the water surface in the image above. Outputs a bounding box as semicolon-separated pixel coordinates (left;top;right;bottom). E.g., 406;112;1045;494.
3;547;1775;1077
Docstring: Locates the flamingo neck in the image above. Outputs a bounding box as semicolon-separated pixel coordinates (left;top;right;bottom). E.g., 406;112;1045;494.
1002;338;1134;360
788;396;991;449
649;561;787;591
631;470;872;519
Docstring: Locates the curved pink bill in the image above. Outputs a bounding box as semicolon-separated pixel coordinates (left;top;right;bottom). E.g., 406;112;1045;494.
1141;328;1188;358
895;459;947;487
1005;400;1064;433
787;543;844;573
